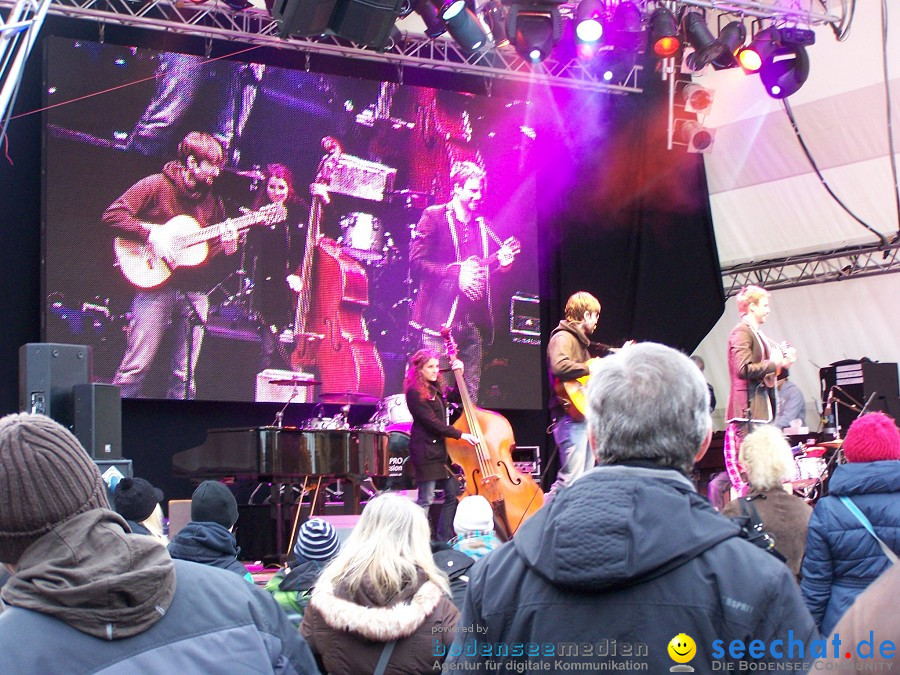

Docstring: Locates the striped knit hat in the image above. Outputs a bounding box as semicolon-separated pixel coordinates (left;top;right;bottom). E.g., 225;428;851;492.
293;518;340;563
0;413;109;564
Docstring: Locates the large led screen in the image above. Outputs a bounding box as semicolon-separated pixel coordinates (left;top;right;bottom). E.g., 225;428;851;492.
44;37;542;409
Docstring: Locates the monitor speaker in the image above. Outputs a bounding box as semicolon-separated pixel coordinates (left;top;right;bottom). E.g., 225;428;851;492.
19;343;92;429
820;361;900;433
73;383;122;459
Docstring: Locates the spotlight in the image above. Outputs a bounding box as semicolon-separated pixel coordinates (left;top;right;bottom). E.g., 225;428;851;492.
441;0;489;52
414;0;447;38
682;83;713;115
574;0;604;45
759;43;810;98
594;47;636;85
682;10;724;71
647;6;679;58
610;0;642;52
711;20;746;69
506;3;562;62
738;26;780;73
681;120;715;153
482;0;510;48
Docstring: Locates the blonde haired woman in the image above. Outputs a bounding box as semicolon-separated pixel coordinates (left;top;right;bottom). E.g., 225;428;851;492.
722;425;812;579
301;492;460;674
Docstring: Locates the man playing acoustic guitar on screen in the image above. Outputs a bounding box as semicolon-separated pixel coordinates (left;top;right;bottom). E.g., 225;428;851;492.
104;131;284;399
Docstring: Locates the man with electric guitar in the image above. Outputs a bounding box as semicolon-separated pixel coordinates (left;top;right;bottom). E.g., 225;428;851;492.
709;284;798;509
409;160;520;403
545;292;603;502
104;131;284;399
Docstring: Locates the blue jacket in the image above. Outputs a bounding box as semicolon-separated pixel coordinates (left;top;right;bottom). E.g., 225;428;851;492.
800;461;900;635
447;465;818;671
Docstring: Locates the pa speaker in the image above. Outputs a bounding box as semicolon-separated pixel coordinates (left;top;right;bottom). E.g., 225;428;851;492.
73;383;122;459
19;343;92;429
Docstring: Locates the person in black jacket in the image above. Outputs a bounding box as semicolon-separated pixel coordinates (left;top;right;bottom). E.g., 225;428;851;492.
167;480;253;582
404;348;477;541
446;343;818;672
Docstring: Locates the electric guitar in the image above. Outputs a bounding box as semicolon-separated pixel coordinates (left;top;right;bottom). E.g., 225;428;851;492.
114;202;286;289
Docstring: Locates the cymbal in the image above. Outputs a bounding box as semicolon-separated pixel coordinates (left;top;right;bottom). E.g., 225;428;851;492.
818;439;844;448
319;391;380;405
268;378;322;386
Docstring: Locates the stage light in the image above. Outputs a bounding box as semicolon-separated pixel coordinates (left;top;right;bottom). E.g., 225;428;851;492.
274;0;405;49
682;83;713;115
738;26;780;73
711;20;746;69
482;0;510;48
507;4;562;62
759;43;810;98
574;0;604;44
414;0;447;38
441;0;489;53
647;6;679;58
272;0;338;37
594;47;636;85
682;120;715;153
682;10;724;71
609;0;642;52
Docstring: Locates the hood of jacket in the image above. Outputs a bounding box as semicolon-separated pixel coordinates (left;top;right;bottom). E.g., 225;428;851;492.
514;465;742;592
281;559;327;592
308;570;445;642
550;320;590;347
0;509;175;640
826;460;900;497
167;521;240;563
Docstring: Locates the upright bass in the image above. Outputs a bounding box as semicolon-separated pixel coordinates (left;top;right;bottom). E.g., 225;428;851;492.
443;329;544;539
290;137;384;397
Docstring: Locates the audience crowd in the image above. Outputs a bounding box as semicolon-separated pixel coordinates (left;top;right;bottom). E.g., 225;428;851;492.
1;344;898;673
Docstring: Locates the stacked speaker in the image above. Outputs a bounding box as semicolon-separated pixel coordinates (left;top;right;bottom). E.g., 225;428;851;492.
18;344;127;478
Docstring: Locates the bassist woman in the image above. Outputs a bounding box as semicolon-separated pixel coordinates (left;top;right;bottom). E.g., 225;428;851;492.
404;348;477;541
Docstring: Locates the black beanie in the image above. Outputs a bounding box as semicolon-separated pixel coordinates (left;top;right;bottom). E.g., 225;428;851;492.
191;480;239;529
114;477;163;523
0;413;109;564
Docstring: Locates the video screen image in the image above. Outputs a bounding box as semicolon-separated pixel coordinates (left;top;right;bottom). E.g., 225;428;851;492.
44;37;542;410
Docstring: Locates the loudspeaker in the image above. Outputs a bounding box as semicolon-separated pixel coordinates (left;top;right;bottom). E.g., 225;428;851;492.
94;458;133;503
820;362;900;432
19;343;92;429
73;383;122;459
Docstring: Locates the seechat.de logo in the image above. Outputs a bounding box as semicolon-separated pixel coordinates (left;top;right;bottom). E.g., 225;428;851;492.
668;633;697;672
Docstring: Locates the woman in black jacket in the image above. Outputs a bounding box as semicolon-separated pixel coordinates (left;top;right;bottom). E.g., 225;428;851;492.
404;348;477;541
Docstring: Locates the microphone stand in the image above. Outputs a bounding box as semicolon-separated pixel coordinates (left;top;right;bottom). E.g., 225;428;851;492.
272;385;299;428
183;296;207;400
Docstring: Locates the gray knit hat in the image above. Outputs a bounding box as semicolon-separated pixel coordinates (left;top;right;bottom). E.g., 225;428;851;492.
0;413;109;564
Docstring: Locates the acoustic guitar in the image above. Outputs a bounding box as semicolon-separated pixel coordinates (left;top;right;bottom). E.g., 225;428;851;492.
114;202;286;289
552;356;603;422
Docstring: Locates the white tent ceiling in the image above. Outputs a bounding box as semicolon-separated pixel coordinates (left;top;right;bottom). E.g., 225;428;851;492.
690;7;900;430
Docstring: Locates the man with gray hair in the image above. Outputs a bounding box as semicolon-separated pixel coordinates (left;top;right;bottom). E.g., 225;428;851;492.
446;343;817;672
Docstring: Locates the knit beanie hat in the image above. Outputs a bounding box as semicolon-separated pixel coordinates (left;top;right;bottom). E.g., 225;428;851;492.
453;495;494;536
293;518;340;563
191;480;239;529
0;413;109;564
114;477;163;523
843;412;900;463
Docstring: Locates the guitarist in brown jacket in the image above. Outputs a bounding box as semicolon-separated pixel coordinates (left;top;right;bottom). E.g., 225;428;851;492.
546;292;602;502
103;132;236;399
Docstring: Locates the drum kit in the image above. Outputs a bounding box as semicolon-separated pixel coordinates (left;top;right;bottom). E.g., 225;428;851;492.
785;440;841;503
338;212;401;267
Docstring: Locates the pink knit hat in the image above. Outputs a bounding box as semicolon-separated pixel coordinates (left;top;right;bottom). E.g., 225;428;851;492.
842;412;900;463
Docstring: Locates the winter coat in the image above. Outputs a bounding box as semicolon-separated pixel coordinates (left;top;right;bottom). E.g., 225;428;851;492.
167;520;253;582
723;487;813;580
406;383;462;482
446;465;818;671
265;559;327;626
301;570;459;674
800;460;900;635
0;509;319;673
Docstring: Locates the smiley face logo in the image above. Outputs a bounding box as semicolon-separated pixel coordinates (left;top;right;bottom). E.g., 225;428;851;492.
667;633;696;664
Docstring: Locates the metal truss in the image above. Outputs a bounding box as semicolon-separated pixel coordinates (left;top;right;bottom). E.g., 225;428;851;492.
0;0;643;94
1;0;52;133
721;240;900;298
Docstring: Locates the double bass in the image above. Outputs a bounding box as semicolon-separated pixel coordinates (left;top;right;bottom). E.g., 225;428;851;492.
443;329;544;539
290;137;385;397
